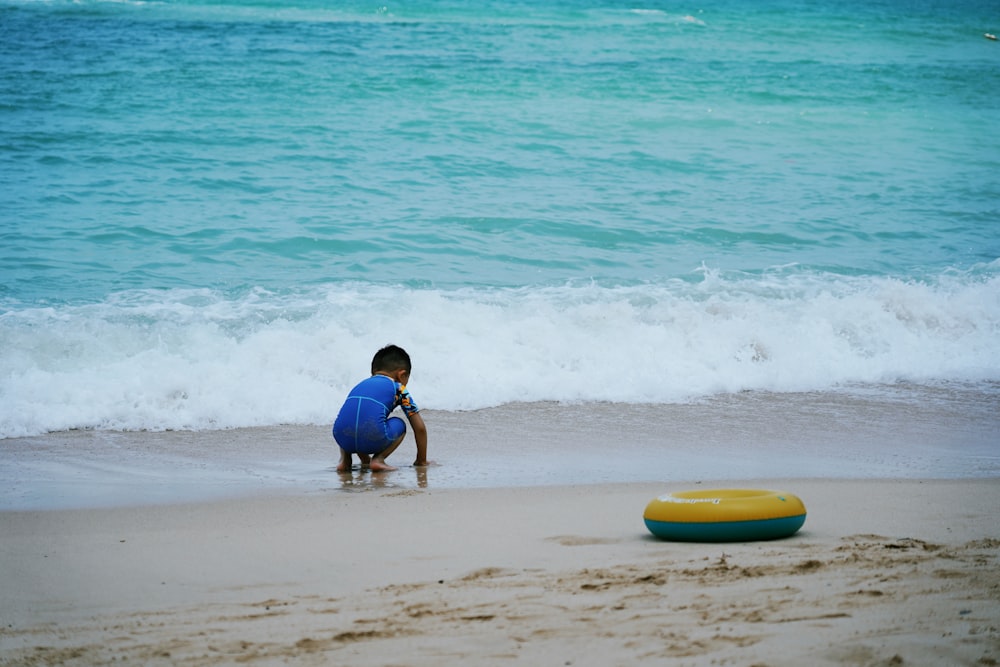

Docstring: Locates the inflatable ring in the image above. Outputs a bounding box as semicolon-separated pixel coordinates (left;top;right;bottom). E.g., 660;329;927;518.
643;489;806;542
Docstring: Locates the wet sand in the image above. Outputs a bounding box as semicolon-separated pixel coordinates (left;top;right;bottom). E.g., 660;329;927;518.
2;385;998;510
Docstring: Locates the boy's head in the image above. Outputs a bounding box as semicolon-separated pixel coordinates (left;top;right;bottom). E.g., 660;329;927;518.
371;344;412;376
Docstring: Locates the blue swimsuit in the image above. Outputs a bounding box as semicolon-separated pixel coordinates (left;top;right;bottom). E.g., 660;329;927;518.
332;374;420;455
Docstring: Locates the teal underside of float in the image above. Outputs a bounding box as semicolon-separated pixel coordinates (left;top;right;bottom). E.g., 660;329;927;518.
644;514;806;542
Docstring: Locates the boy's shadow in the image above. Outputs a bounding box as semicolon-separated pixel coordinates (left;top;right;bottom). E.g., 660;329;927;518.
335;465;429;490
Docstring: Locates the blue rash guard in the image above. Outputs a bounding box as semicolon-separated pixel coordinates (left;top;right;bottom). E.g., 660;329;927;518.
332;374;420;455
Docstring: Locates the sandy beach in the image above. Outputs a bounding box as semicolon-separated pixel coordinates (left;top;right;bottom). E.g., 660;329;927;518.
2;390;998;665
2;477;998;666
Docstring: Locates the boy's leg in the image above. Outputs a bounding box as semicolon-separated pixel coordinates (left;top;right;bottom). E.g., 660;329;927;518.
369;433;405;472
337;448;372;471
369;417;407;472
336;447;354;473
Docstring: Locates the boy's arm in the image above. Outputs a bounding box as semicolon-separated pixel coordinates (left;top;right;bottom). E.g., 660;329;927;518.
407;411;428;466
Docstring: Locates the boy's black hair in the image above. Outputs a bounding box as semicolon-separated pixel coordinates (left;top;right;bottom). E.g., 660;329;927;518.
371;344;412;374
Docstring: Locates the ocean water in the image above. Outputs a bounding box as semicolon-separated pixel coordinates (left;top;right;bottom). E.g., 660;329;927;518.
2;0;999;438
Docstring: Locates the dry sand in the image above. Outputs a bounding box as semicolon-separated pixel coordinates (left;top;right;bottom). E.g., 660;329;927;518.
1;478;998;666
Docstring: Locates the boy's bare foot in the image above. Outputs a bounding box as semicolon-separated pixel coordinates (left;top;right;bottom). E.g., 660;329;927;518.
336;460;351;473
369;457;397;472
359;453;371;468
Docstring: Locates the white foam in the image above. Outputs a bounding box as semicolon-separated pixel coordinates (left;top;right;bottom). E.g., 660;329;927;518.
1;270;998;437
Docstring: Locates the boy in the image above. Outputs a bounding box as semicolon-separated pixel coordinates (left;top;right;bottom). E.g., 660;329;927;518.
332;344;428;472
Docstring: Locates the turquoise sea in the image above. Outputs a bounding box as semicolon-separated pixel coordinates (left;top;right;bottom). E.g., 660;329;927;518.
2;0;999;438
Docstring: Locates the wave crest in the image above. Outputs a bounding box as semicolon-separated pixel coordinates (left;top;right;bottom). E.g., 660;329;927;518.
1;270;997;437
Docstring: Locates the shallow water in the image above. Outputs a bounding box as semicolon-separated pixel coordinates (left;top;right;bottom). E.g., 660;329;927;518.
2;385;996;510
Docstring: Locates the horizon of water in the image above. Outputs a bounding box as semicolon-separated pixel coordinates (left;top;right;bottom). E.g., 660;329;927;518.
2;0;999;439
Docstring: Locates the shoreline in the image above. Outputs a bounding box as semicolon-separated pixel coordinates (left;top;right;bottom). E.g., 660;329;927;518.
2;478;998;666
3;385;999;511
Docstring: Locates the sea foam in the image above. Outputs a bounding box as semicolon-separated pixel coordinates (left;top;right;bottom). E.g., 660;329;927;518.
2;268;997;438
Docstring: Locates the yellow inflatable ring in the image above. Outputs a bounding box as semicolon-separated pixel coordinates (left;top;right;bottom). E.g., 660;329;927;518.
643;489;806;542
